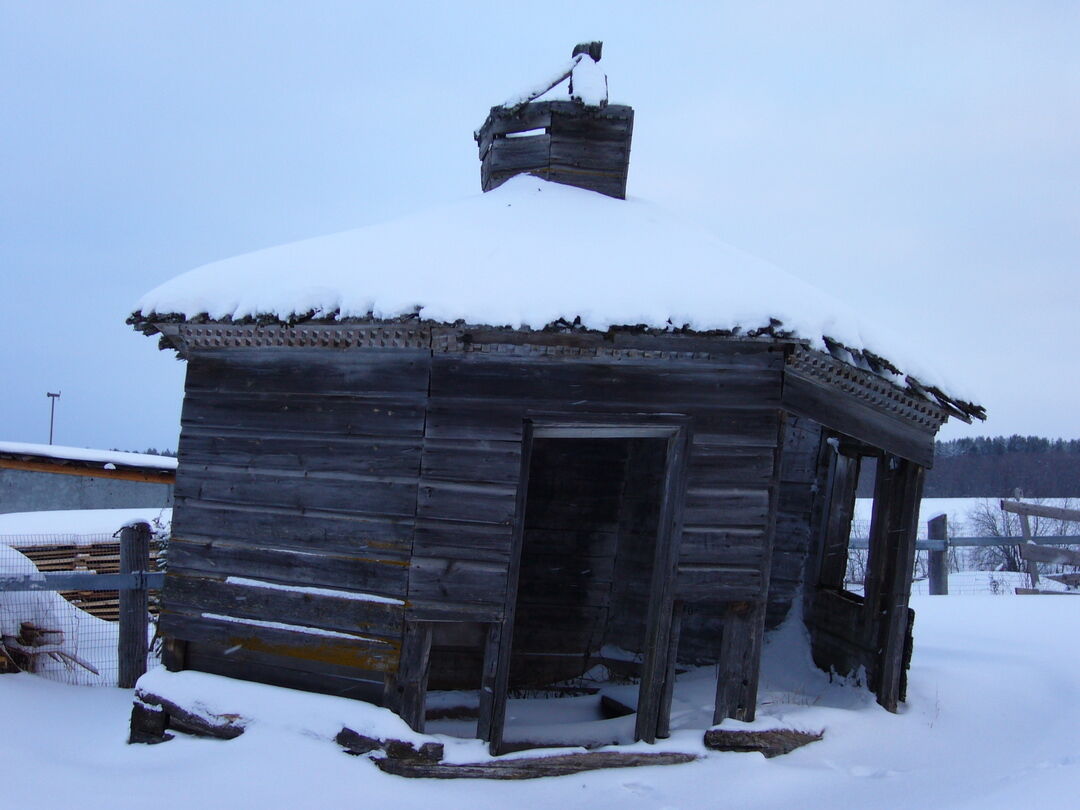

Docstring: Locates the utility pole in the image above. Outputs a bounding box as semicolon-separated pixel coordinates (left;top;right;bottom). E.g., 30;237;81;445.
47;391;61;444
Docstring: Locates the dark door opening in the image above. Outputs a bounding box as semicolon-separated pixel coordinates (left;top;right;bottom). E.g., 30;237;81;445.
484;422;688;753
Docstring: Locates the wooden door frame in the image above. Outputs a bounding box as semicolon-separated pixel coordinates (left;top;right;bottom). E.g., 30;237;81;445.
477;415;691;754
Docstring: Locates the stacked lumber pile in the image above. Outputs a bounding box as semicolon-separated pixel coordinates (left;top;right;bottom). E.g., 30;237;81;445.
14;539;162;621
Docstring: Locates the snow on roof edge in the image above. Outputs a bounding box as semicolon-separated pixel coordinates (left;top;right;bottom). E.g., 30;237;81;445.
130;176;984;419
0;441;178;471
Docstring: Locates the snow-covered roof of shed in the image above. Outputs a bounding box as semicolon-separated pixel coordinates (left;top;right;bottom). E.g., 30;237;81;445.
132;176;981;417
0;441;178;471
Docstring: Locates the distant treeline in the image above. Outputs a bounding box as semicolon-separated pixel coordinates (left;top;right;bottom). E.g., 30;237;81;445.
855;435;1080;497
112;447;177;457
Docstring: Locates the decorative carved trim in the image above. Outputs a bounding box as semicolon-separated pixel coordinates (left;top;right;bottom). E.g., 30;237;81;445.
786;348;949;430
155;321;950;430
460;341;728;361
169;323;431;350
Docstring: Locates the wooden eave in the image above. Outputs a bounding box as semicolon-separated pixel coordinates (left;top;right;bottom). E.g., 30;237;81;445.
145;318;977;458
0;453;176;485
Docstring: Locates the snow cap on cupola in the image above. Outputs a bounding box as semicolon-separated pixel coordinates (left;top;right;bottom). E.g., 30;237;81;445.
475;41;634;199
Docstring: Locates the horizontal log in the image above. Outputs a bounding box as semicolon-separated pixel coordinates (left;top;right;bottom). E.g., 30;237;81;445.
183;641;385;702
688;447;775;486
185;347;431;396
159;612;400;672
417;480;518;525
163;573;405;638
180;433;422;479
167;538;409;598
683;487;770;528
181;392;425;439
678;527;765;567
430;355;780;408
407;556;508;607
675;565;762;601
419;439;522;485
175;465;419;518
412;520;514;564
171;500;414;556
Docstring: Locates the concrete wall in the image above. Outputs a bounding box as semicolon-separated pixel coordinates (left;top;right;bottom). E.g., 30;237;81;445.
0;468;173;514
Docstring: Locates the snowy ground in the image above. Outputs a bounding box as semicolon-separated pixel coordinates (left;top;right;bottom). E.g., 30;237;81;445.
2;593;1077;809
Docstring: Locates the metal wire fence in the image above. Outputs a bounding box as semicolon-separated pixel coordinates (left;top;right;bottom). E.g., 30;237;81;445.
1;526;162;686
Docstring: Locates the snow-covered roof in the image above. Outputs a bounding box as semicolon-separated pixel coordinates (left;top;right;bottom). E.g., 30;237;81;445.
0;441;177;472
132;176;981;417
0;507;172;543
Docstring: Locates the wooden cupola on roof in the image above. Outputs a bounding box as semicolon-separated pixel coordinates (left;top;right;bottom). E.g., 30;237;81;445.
475;41;634;199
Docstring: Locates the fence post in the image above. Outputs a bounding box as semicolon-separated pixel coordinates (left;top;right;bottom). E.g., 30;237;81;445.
927;514;949;595
118;521;151;688
1019;512;1039;589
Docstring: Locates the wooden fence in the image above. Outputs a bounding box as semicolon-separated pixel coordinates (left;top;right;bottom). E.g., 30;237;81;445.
851;499;1080;595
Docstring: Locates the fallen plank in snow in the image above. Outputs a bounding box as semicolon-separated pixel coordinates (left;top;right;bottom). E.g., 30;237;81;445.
373;750;698;780
703;727;823;758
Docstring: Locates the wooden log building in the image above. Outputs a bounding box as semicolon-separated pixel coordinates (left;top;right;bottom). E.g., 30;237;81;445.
129;44;984;753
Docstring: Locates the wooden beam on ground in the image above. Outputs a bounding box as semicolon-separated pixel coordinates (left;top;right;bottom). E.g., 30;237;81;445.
374;750;697;779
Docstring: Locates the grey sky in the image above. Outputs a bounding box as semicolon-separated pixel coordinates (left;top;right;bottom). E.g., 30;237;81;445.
2;1;1077;451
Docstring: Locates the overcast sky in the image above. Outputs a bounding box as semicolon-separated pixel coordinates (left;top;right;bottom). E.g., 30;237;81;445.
2;1;1077;452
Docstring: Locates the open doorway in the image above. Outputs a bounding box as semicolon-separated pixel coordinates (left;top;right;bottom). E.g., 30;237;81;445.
484;422;689;753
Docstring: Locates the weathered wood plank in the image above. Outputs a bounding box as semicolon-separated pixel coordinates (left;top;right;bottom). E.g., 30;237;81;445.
183;641;385;702
1019;543;1080;566
682;487;770;528
181;391;426;439
180;433;422;479
675;565;762;601
185;347;431;396
818;453;860;587
419;439;522;485
171;501;414;556
159;612;400;672
688;447;775;486
417;480;518;525
411;520;514;564
430;355;780;408
175;466;420;517
167;538;409;598
374;751;696;779
163;573;405;638
406;556;508;605
1000;500;1080;523
713;602;761;723
865;456;924;710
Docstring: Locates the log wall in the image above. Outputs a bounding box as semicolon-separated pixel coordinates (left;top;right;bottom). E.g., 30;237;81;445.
160;347;427;701
156;329;939;721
